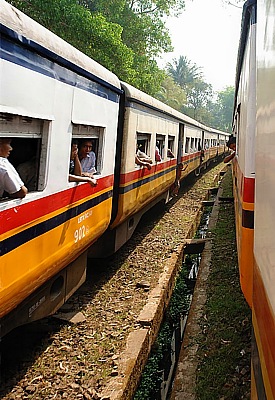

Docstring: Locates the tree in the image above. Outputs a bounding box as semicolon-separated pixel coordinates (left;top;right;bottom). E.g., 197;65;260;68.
183;80;213;121
164;55;214;122
155;75;187;111
8;0;136;82
78;0;187;94
166;56;203;91
164;55;235;129
211;86;234;131
8;0;187;96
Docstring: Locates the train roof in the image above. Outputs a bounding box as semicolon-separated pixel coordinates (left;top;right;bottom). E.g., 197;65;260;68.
121;81;205;128
0;0;121;92
121;82;229;135
233;0;256;115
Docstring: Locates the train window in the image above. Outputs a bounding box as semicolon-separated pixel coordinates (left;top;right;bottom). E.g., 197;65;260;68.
185;137;190;153
72;123;104;174
136;133;151;156
168;135;175;157
0;113;48;195
198;139;202;151
190;138;195;152
156;135;165;159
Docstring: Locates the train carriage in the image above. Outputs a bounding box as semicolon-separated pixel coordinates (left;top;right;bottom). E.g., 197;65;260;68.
0;0;121;337
90;82;183;256
232;0;256;309
217;131;229;157
233;0;275;398
109;82;180;252
180;122;202;175
253;0;275;398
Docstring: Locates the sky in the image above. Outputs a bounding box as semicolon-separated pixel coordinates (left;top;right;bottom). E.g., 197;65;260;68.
159;0;244;92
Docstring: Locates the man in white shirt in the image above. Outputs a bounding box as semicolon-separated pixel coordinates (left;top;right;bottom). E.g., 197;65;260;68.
0;138;28;198
78;139;97;175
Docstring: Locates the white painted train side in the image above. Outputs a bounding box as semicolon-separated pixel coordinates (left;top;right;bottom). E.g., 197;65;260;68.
233;0;275;398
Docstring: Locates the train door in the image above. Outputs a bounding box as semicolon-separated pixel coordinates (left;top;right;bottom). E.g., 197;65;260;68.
201;130;205;163
177;123;184;164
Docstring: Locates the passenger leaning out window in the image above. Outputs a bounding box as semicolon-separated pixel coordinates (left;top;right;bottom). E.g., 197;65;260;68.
69;140;97;187
78;139;96;176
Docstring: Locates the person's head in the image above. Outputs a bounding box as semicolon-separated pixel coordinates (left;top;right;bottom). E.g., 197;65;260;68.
78;139;92;159
0;138;12;158
71;140;79;159
226;136;236;151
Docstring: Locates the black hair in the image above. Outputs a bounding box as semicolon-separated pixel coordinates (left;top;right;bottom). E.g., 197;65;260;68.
226;135;236;148
78;138;93;148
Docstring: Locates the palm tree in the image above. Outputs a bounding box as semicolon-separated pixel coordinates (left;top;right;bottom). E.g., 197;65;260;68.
166;55;203;90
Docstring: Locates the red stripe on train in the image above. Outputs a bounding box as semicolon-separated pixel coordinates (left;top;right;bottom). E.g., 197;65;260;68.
0;174;114;235
119;159;177;185
243;176;255;203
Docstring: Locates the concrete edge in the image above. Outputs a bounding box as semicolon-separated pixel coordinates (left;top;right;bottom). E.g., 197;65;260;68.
101;176;225;399
169;183;224;399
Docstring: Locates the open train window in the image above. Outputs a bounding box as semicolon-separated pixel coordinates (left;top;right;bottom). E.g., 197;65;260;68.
190;138;195;152
156;134;165;159
185;137;190;153
168;135;175;157
72;123;105;174
0;113;48;195
136;133;151;157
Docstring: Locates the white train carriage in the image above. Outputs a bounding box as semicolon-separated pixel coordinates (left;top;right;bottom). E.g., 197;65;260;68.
252;0;275;397
233;0;275;398
0;0;121;337
232;0;256;309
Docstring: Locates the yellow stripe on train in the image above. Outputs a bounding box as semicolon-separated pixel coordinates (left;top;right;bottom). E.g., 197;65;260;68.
0;187;112;241
0;197;112;318
113;168;175;227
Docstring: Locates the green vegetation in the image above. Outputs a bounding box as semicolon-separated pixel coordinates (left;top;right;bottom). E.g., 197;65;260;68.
195;169;251;400
8;0;234;130
134;262;192;399
164;56;234;129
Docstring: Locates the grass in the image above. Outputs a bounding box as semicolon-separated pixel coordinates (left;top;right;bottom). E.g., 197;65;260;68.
195;168;251;400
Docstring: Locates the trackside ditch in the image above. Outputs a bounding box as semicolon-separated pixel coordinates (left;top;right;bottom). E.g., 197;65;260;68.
170;166;251;400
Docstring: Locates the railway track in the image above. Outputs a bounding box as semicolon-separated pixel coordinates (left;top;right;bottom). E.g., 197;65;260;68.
0;162;226;400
